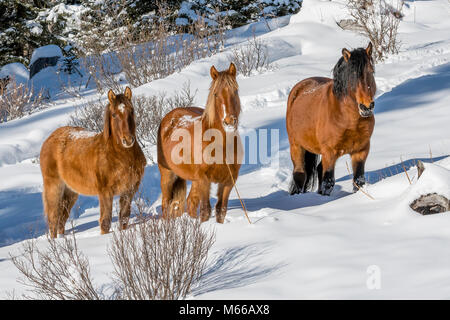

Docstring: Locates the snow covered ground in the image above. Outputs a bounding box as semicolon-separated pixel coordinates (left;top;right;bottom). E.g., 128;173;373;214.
1;0;450;299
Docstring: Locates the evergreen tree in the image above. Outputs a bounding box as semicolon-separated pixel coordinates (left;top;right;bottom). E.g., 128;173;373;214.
0;0;65;66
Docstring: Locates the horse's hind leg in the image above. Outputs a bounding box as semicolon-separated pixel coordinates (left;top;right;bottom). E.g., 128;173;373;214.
42;177;64;238
159;166;186;218
289;144;307;195
58;186;78;235
187;179;210;221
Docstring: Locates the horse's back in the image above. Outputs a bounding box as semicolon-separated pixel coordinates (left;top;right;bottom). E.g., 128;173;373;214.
286;77;333;152
158;106;204;166
288;77;331;108
40;126;101;184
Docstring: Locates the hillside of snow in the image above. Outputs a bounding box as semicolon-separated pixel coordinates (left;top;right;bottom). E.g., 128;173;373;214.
1;0;450;299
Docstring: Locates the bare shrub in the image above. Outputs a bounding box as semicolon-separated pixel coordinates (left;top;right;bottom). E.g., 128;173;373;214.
0;77;47;123
109;216;216;300
346;0;402;61
10;232;101;300
81;53;123;94
68;83;196;160
10;192;215;300
68;98;105;133
116;9;227;88
136;83;196;147
230;32;271;77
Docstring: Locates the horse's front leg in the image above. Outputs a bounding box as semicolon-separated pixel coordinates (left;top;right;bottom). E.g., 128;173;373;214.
187;182;201;219
119;186;138;230
318;151;337;196
99;193;113;234
215;183;233;223
351;147;369;193
199;181;211;222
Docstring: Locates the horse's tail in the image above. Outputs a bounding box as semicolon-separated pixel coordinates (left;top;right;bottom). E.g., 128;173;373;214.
304;150;320;192
170;176;186;217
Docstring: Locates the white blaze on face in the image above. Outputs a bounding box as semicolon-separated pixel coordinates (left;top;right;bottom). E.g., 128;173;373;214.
118;103;125;114
222;104;227;121
222;103;237;132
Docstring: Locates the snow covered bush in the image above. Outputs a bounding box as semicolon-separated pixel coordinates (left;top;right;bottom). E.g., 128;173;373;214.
177;0;303;28
230;33;271;77
346;0;403;61
0;77;46;123
109;214;216;300
10;232;101;300
10;196;215;300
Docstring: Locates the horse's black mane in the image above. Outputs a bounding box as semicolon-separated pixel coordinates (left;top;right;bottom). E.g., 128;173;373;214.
332;48;373;99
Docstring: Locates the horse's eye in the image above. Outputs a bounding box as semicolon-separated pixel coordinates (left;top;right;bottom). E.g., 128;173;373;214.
112;113;117;118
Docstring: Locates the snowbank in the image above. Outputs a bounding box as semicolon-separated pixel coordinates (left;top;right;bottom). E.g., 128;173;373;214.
29;45;63;67
0;63;29;84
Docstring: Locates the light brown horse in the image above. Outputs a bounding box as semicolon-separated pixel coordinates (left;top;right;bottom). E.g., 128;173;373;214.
40;87;146;237
157;63;242;223
286;42;376;196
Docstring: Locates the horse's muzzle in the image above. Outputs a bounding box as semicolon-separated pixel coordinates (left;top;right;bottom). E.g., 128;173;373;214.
122;136;135;148
223;116;237;132
358;102;374;117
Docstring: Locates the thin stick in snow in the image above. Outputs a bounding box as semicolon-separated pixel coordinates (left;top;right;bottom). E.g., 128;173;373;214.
400;156;412;185
346;161;375;200
226;163;252;224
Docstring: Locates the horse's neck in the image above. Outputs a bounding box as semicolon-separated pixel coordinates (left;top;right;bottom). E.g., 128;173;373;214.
106;134;131;156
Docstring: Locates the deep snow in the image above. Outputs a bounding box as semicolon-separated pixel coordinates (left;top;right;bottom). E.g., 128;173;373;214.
0;0;450;299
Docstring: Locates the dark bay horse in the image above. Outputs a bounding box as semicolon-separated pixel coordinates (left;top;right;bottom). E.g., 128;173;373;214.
157;63;242;223
286;42;376;196
40;87;147;237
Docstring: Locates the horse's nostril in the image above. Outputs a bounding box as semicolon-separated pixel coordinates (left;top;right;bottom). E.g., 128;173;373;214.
369;102;375;109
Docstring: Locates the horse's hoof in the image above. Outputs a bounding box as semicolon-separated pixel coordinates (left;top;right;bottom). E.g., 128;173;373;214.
353;176;366;193
216;215;225;223
290;173;307;195
319;180;334;196
289;181;302;195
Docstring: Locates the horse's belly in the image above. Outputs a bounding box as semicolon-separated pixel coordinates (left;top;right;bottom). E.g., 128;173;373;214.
59;167;99;196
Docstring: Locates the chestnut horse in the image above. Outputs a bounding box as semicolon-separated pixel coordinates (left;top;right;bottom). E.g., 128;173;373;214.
40;87;146;237
286;42;376;196
157;63;242;223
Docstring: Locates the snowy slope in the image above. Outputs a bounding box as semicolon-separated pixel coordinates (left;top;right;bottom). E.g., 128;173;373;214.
1;0;450;299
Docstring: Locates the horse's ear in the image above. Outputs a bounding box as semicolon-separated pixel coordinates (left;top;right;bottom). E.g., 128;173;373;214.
124;86;132;100
228;62;237;77
103;105;111;140
366;42;373;58
108;89;116;104
342;48;351;62
210;65;219;80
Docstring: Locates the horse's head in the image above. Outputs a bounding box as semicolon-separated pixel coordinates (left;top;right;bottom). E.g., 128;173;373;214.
207;63;241;132
104;87;136;148
334;42;376;117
